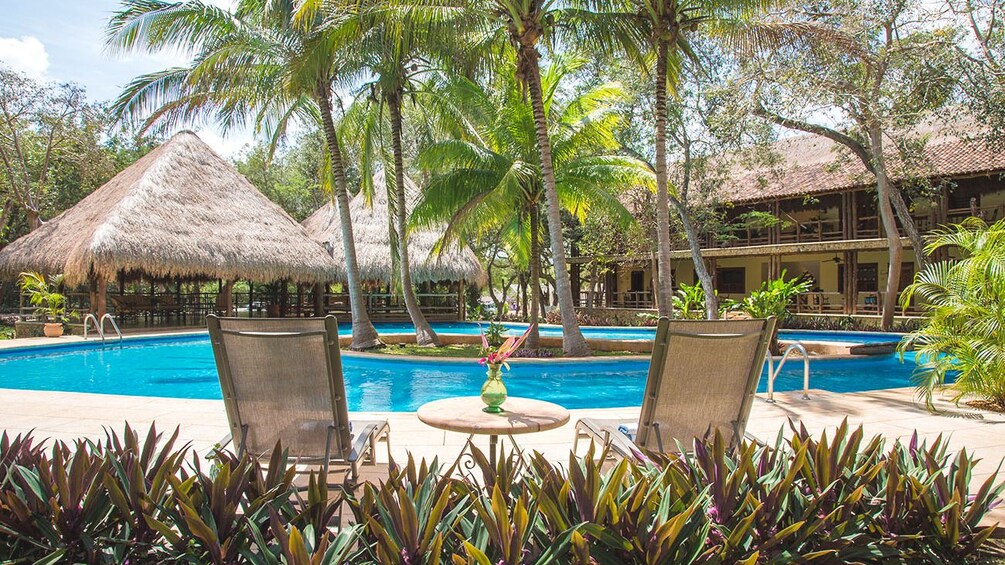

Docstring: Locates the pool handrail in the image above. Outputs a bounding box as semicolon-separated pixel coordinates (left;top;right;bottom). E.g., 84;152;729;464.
764;342;811;402
82;314;104;341
100;313;123;342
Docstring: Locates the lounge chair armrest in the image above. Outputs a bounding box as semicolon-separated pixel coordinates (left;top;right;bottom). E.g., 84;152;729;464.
347;420;389;464
743;431;766;447
205;433;233;459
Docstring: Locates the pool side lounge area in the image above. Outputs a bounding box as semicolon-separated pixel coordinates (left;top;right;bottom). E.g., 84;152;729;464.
2;361;1003;528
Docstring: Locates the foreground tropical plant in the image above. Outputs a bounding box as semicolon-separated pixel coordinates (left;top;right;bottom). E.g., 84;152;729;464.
901;217;1005;411
2;421;1001;563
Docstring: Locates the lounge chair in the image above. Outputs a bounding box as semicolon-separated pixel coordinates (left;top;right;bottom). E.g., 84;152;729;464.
206;315;390;485
574;316;776;457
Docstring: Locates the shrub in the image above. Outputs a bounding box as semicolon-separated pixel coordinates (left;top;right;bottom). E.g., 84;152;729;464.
1;422;1001;563
901;217;1005;410
734;270;811;322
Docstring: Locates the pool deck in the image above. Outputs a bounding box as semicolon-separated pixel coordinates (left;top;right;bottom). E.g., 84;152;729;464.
2;332;1004;528
2;385;1004;527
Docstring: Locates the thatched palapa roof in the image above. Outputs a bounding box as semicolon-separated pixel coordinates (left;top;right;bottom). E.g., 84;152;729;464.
0;131;338;285
303;170;485;285
721;117;1005;205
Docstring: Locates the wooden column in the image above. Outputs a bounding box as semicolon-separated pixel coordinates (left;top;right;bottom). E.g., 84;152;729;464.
279;282;289;317
95;278;107;318
768;254;782;281
221;280;233;316
844;251;858;315
313;283;324;316
771;201;781;244
88;275;98;316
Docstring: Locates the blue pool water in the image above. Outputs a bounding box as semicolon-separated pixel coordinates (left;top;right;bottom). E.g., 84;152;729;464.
366;322;903;345
0;333;919;411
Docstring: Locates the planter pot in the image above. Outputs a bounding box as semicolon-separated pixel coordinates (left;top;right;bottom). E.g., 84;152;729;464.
43;323;64;338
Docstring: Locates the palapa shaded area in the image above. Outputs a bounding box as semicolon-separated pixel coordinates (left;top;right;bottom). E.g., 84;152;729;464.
302;170;485;285
0;131;338;286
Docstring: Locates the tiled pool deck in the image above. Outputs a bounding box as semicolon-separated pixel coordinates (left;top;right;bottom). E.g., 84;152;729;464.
2;334;1004;527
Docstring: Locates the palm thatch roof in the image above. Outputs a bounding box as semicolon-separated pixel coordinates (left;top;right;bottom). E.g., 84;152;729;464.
303;170;485;285
0;131;338;286
720;117;1005;205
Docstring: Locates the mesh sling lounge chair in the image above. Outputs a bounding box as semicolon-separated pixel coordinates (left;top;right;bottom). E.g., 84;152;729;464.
574;316;776;457
206;315;390;484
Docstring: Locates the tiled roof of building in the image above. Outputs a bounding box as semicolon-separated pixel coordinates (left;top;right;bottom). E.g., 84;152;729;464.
720;117;1005;205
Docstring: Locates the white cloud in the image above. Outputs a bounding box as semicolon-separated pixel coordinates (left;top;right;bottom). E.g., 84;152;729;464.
0;36;49;78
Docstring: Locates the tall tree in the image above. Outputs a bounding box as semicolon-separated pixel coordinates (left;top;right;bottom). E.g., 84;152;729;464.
591;0;803;319
948;0;1005;149
333;0;473;346
106;0;384;348
413;61;644;349
0;67;99;233
476;0;640;355
746;0;957;328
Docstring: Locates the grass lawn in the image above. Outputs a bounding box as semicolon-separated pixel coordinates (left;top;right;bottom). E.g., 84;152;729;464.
369;343;638;358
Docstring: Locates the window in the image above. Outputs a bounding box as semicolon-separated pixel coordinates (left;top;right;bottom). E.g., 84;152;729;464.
630;270;645;292
716;267;745;294
858;263;878;292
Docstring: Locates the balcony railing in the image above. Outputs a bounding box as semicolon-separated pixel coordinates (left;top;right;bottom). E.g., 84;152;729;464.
777;218;844;244
794;291;923;316
578;290;654;309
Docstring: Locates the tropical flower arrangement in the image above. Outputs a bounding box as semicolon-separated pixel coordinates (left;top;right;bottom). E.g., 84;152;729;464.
479;323;533;367
478;324;533;412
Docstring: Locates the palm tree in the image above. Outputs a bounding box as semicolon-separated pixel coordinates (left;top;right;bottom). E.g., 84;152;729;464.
900;217;1005;411
413;59;646;349
474;0;642;355
106;0;383;349
592;0;802;320
332;0;474;346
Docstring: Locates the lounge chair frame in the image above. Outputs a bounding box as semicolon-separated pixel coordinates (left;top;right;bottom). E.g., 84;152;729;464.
575;316;776;458
206;315;389;484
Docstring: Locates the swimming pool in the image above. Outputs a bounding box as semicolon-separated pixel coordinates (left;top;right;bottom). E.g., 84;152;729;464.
365;322;903;346
0;334;920;411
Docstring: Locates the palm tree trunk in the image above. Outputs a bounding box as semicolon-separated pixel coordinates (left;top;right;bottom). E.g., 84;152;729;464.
316;88;382;349
526;203;542;350
868;125;902;330
653;39;674;319
671;198;718;319
388;93;440;346
522;47;590;357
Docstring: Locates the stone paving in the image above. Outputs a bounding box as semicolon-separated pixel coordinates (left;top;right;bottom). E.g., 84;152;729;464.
1;384;1004;525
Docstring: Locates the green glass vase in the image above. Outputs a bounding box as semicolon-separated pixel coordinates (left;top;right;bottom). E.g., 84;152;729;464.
480;363;507;413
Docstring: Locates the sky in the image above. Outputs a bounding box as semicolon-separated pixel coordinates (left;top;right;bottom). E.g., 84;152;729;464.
0;0;252;157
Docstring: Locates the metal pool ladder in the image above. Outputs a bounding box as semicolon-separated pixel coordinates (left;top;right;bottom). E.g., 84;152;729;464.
764;342;811;402
83;313;123;343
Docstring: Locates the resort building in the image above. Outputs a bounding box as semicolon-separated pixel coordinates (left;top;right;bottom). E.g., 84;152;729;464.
570;119;1005;317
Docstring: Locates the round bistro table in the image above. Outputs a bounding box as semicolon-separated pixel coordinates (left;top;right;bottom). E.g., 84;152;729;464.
417;396;570;467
